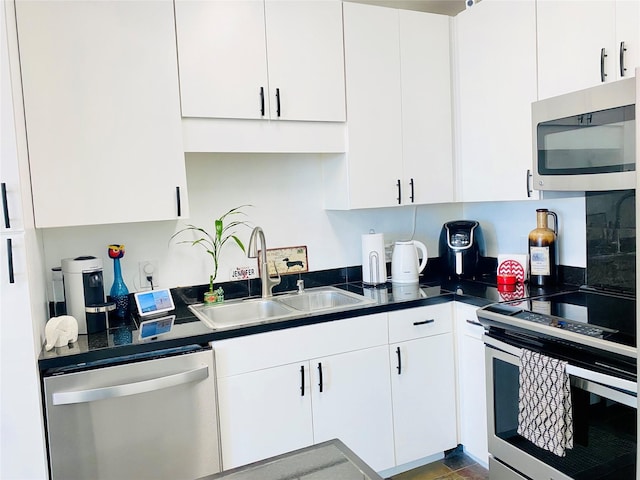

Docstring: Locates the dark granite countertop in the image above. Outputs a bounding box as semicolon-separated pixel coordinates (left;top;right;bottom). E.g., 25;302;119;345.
38;274;572;372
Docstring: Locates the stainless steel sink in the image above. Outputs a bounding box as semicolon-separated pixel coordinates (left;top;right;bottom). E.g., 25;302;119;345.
190;286;375;330
277;287;375;312
189;298;296;330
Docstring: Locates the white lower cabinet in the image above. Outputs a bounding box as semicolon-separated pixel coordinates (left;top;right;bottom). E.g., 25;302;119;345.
216;363;314;468
454;302;489;466
388;304;457;465
215;303;465;473
310;345;395;471
213;313;395;472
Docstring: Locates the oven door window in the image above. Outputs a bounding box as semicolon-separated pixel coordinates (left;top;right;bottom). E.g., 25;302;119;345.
537;104;635;175
492;357;636;479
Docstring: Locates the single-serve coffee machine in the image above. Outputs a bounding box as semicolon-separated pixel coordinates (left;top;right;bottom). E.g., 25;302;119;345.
61;256;113;334
438;220;485;279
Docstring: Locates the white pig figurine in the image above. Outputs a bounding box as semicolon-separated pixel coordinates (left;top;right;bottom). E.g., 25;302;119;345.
45;315;79;351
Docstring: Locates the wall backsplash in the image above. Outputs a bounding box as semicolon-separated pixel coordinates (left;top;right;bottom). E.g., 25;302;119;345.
40;153;588;299
586;190;636;292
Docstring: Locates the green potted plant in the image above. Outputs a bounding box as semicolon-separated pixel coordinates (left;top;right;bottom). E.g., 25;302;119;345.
171;205;252;304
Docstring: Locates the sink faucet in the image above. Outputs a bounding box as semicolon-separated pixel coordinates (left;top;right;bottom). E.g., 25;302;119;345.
247;226;281;298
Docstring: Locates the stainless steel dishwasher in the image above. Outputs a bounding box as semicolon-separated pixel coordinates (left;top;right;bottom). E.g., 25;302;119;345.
43;345;220;480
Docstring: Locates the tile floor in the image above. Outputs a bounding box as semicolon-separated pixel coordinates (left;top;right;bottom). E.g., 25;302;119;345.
387;450;489;480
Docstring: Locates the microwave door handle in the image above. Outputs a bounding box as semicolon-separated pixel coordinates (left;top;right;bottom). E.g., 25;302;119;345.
52;365;209;405
526;169;532;198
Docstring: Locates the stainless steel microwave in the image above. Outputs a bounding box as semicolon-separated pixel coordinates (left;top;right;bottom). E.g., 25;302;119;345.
532;77;636;191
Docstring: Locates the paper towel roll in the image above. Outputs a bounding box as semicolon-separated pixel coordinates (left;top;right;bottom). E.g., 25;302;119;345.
362;232;387;285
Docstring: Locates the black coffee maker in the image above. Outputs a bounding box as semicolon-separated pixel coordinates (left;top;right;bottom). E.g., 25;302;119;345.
439;220;485;279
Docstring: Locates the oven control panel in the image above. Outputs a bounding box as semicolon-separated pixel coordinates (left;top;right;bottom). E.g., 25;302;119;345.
517;311;606;338
482;303;615;339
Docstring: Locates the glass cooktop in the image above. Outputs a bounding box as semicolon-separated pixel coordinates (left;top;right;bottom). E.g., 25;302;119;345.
483;287;636;349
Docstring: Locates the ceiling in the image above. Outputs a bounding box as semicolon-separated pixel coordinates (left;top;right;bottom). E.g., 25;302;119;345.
345;0;469;16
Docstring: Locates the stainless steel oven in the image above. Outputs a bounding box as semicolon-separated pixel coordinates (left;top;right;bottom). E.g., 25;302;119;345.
478;289;637;479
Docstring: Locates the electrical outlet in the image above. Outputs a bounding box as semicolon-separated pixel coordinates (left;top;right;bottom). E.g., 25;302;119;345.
139;260;158;290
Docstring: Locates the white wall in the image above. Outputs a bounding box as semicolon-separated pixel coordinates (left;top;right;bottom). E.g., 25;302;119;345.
41;154;585;295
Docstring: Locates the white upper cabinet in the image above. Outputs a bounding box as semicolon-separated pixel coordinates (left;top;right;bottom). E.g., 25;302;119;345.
400;10;454;206
15;0;188;228
174;0;269;120
339;2;403;209
537;0;639;100
328;2;453;209
453;0;538;202
174;0;346;122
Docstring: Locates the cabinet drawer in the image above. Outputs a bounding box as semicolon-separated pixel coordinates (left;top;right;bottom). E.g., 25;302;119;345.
388;303;452;343
213;313;388;377
455;303;485;340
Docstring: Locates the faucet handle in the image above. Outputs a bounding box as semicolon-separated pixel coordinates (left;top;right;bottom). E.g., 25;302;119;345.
270;262;281;286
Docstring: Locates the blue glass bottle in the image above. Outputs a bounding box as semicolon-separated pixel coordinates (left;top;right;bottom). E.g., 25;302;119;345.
108;245;129;323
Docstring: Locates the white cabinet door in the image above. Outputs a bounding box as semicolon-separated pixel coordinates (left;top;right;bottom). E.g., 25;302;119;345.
175;0;345;122
264;0;345;122
175;0;269;120
342;2;403;209
0;233;48;479
537;0;616;99
390;333;457;465
1;25;23;233
615;0;640;81
339;3;452;209
400;10;454;205
311;345;396;472
455;303;488;465
15;0;188;228
217;362;313;469
454;0;538;202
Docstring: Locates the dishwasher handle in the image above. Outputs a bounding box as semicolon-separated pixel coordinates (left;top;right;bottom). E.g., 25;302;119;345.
52;364;209;405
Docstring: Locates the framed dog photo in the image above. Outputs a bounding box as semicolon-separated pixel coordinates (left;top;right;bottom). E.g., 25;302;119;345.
263;246;309;276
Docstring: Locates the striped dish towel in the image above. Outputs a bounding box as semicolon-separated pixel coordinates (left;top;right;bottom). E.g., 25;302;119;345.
517;349;573;456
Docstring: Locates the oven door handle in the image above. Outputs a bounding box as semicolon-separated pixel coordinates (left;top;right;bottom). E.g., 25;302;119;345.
485;336;637;406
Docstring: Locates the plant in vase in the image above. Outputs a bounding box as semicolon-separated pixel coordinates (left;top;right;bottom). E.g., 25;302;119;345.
171;205;251;304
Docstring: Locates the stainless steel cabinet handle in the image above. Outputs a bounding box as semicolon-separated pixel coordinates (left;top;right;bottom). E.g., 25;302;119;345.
526;169;532;198
620;41;627;77
52;364;209;405
1;183;9;228
600;47;607;82
6;238;14;284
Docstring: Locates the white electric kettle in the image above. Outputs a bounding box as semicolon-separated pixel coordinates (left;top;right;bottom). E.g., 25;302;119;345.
391;240;428;284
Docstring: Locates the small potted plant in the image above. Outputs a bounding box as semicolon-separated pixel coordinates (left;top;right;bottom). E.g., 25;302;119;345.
171;205;251;304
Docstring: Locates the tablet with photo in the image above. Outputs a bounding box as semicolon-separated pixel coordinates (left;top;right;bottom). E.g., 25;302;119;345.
134;288;175;318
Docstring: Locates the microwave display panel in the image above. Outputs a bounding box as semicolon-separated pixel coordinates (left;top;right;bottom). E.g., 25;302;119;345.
537;104;635;175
